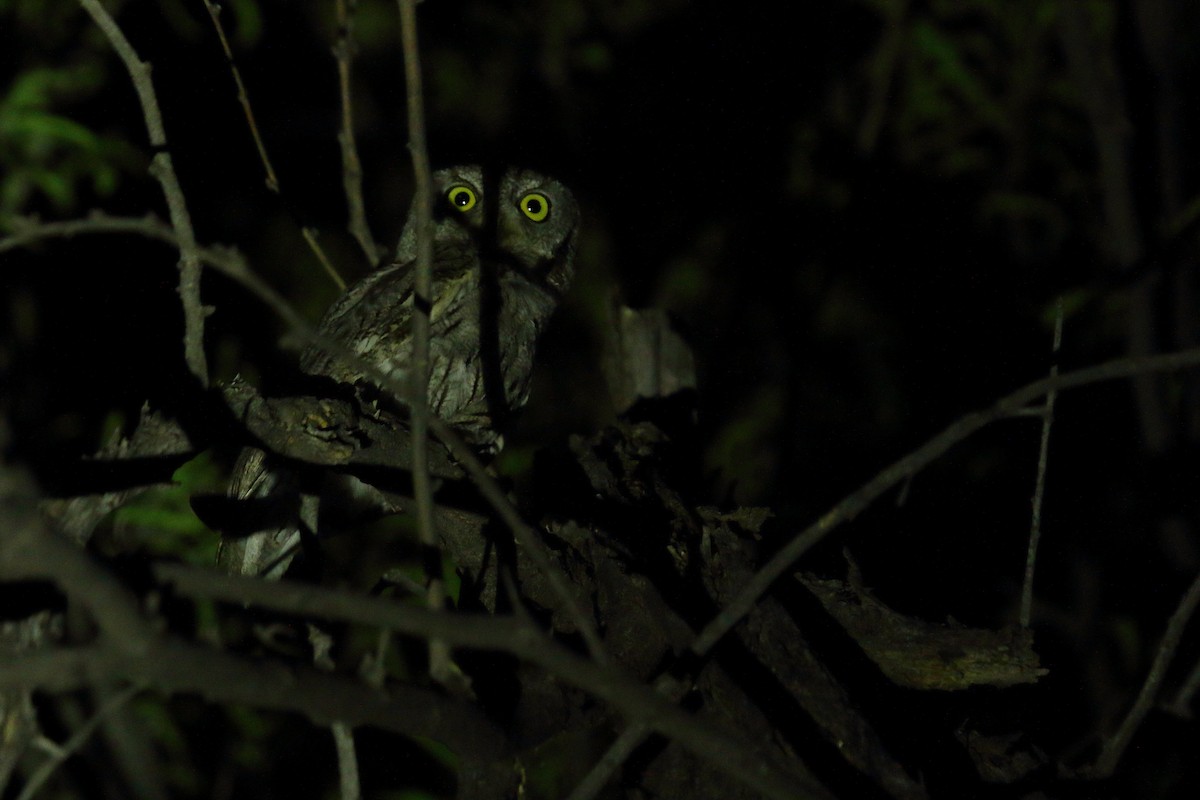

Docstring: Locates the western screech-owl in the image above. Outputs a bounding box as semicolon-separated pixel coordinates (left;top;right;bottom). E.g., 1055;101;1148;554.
219;166;579;578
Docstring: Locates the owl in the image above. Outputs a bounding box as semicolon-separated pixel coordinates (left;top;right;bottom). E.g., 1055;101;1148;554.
219;166;580;578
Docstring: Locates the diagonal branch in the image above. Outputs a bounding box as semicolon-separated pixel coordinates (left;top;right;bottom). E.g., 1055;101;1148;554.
77;0;209;386
1;466;153;656
1020;299;1064;628
335;0;382;265
151;563;828;800
574;343;1200;798
13;683;146;800
201;0;346;291
4;206;610;666
1080;566;1200;778
8;213;1200;678
0;452;507;762
689;345;1200;659
396;0;456;688
0;642;505;760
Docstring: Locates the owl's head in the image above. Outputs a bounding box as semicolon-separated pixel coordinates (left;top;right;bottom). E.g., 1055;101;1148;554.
396;165;580;294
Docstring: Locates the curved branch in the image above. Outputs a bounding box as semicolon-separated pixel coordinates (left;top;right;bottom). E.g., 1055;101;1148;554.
78;0;209;386
396;0;451;684
151;563;828;800
1;212;608;663
691;345;1200;658
335;0;382;264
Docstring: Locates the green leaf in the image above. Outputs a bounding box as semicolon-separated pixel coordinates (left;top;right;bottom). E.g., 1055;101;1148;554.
911;20;1004;126
230;0;264;47
111;452;224;563
6;109;103;150
30;167;73;206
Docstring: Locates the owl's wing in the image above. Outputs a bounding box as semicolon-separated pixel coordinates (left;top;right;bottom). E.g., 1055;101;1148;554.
217;447;310;579
299;241;478;383
299;260;414;378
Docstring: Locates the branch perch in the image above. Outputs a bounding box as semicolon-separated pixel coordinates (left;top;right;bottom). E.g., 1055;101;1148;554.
78;0;209;386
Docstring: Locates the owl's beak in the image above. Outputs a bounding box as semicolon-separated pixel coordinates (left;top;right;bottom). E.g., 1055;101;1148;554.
495;213;521;253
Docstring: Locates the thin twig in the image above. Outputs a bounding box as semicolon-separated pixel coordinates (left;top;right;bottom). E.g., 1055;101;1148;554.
0;214;311;334
200;0;346;291
4;212;609;661
77;0;209;386
150;563;827;800
1083;567;1200;778
857;0;909;153
1058;1;1167;451
1165;656;1200;717
0;643;505;759
1;213;179;254
396;0;457;689
689;344;1200;659
335;0;382;264
201;0;278;193
10;210;1200;671
331;723;362;800
28;212;1199;670
309;626;362;800
301;227;347;291
1;472;153;655
14;683;147;800
426;416;610;666
4;208;608;662
565;674;681;800
0;459;504;757
1021;299;1065;628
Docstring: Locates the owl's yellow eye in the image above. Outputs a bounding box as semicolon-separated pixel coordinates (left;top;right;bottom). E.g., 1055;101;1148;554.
447;185;477;212
519;192;550;222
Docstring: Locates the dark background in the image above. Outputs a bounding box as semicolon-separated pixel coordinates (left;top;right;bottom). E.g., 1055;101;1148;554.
4;0;1200;796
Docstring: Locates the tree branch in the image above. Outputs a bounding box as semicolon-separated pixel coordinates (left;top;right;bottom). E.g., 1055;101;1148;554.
13;683;146;800
1021;298;1064;628
152;562;828;800
1081;566;1200;778
690;345;1200;659
335;0;382;264
77;0;209;386
1;212;609;661
201;0;346;290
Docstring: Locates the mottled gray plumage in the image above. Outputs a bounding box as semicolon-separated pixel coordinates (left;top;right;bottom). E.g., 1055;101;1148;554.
219;166;579;577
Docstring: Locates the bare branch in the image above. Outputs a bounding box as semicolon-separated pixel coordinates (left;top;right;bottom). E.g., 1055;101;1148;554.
1079;567;1200;778
200;0;346;291
335;0;382;264
857;0;909;153
0;466;153;655
1165;655;1200;718
9;212;1200;678
0;214;311;336
0;642;505;760
396;0;456;687
201;1;278;193
1021;298;1065;628
14;683;146;800
151;563;828;800
331;723;362;800
689;344;1200;659
565;681;669;800
77;0;209;386
3;206;608;659
1;448;503;757
1058;1;1167;450
41;403;195;546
